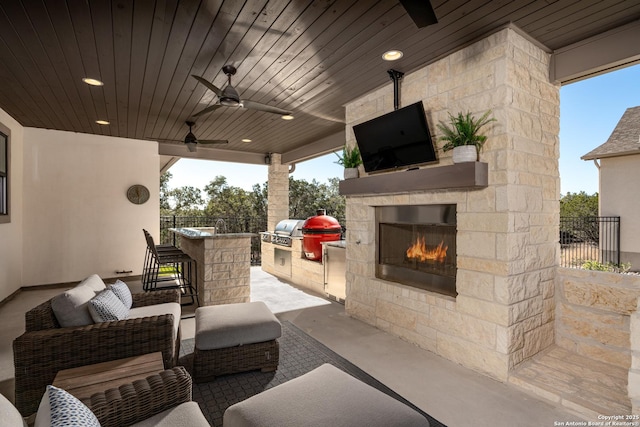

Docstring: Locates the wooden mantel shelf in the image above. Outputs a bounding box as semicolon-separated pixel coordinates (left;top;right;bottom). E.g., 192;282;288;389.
338;162;488;196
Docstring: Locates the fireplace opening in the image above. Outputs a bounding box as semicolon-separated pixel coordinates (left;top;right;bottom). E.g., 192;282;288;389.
376;205;457;297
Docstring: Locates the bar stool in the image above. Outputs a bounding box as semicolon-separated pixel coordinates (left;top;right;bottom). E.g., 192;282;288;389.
142;229;199;306
142;229;184;289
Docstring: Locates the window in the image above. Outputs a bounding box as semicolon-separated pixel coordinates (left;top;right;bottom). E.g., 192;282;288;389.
0;124;9;223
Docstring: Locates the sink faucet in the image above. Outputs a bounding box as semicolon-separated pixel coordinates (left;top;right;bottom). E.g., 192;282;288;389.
215;218;227;234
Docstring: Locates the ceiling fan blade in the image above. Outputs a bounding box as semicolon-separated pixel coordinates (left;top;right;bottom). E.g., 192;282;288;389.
192;104;222;118
241;99;291;115
192;75;222;97
198;139;229;145
399;0;438;28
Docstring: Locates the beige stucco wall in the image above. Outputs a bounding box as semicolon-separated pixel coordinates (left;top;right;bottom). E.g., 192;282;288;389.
21;128;159;286
343;28;560;381
599;155;640;269
0;108;24;301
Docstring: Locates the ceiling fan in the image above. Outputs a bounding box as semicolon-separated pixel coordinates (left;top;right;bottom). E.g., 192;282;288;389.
180;120;228;152
399;0;438;28
191;65;291;118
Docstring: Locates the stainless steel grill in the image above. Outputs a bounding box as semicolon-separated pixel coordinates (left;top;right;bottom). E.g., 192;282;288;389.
261;219;305;247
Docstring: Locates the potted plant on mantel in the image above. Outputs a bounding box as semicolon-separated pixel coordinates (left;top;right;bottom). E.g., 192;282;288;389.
437;110;496;163
335;145;363;179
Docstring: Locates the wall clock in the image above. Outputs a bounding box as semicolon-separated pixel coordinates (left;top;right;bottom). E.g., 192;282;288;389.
126;184;150;205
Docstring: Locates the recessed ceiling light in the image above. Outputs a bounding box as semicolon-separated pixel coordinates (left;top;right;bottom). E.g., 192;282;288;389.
96;120;110;125
382;50;403;61
242;138;252;143
82;77;104;86
281;115;294;120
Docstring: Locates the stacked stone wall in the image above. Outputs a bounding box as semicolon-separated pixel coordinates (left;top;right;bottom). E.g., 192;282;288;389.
557;267;640;369
344;27;559;381
267;153;289;232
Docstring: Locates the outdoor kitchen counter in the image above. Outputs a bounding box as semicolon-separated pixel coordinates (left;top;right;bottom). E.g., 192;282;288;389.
169;228;256;306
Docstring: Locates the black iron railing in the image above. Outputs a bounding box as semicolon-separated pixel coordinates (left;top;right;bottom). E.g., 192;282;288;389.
160;216;267;265
560;216;620;268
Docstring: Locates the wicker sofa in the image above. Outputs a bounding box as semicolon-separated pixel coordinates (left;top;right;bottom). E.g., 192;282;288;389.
2;367;208;427
13;280;181;417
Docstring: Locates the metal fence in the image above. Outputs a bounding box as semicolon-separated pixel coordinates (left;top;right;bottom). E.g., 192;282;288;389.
160;216;267;265
559;216;620;268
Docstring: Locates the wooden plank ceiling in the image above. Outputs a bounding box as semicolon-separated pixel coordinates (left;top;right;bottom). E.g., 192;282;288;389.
0;0;639;161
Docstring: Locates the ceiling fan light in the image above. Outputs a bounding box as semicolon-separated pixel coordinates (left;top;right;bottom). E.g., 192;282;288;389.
220;97;240;107
83;77;104;86
382;50;403;61
281;114;294;120
185;141;197;152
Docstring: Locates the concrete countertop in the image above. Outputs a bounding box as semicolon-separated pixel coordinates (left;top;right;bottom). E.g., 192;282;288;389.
322;240;346;248
169;227;256;239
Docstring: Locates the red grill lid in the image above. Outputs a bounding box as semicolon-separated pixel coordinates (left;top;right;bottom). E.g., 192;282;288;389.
302;209;341;233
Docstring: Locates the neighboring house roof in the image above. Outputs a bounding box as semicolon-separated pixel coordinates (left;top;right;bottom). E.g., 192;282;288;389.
582;106;640;160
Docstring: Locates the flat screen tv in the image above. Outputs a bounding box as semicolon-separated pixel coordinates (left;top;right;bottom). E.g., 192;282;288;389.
353;101;437;173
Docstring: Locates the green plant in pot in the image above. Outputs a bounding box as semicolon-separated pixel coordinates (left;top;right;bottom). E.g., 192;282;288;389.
437;110;496;163
335;145;362;179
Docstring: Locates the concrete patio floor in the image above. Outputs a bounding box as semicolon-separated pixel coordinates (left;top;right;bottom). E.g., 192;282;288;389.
0;267;589;426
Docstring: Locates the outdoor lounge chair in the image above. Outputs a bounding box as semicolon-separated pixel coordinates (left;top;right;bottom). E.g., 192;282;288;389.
12;276;182;417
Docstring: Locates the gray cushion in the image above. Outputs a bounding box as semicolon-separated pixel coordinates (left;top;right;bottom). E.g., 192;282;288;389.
195;302;281;350
0;392;27;427
223;363;430;427
51;284;98;328
130;402;209;427
79;274;107;293
50;275;107;327
128;302;181;341
87;289;129;323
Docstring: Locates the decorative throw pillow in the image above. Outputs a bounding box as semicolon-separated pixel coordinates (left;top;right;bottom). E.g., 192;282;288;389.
50;285;96;327
77;274;107;293
87;289;129;323
35;385;101;427
109;280;133;309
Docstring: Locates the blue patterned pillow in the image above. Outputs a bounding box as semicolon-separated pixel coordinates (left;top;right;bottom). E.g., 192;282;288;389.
109;280;133;309
47;385;101;427
87;289;129;323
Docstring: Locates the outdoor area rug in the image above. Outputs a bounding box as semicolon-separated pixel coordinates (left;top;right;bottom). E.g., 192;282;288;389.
179;320;446;427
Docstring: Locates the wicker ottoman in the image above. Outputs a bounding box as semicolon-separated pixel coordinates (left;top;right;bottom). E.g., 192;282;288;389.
193;301;281;383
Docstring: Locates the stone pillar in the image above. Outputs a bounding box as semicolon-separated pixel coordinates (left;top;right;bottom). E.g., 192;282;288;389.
267;153;289;231
343;26;560;382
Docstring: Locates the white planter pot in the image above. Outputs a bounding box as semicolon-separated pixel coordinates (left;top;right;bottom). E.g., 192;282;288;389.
343;168;359;179
452;145;478;163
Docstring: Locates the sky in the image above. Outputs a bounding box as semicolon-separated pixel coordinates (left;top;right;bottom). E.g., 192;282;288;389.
166;63;640;195
559;63;640;195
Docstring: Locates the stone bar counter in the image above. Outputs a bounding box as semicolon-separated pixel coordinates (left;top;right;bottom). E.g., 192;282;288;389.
169;227;255;306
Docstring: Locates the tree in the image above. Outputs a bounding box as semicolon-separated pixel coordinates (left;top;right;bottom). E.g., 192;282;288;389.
168;186;203;215
560;191;598;218
160;171;172;212
203;176;255;219
288;177;344;221
560;191;599;243
159;173;345;233
160;171;204;215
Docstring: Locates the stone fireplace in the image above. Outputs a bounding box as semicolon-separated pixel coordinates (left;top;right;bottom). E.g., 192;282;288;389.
341;26;560;382
376;204;457;297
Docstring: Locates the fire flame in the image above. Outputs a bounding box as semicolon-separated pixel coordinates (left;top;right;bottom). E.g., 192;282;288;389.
406;237;448;263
